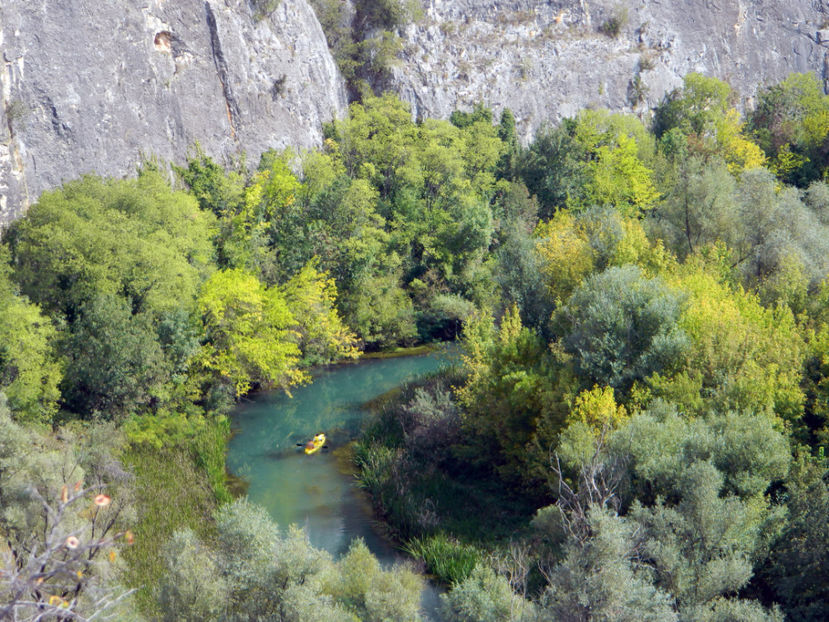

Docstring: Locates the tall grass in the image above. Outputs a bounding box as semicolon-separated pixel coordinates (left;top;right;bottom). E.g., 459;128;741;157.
402;534;483;585
119;415;230;615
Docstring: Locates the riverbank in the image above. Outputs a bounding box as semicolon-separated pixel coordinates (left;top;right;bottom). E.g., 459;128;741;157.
353;368;541;586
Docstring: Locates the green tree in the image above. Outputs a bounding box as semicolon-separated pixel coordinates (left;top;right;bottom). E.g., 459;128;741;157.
657;261;806;423
653;73;765;174
519;119;589;218
281;260;359;366
749;72;829;186
630;461;784;621
555;265;689;393
158;499;423;621
539;507;677;622
649;155;737;259
760;453;829;622
441;563;536;622
196;268;306;397
5;171;215;322
0;248;61;423
61;293;167;418
456;307;566;484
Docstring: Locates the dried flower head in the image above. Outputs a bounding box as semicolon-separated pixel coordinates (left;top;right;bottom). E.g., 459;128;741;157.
94;494;111;507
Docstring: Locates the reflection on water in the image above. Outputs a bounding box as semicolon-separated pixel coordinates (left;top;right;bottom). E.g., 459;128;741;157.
227;349;453;618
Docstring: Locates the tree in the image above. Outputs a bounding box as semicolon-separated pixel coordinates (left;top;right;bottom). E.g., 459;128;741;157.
654;73;765;174
196;269;306;397
5;171;215;322
555;265;689;393
456;306;565;485
630;461;784;621
539;507;677;622
0;247;61;423
649;155;738;259
158;499;423;621
749;72;829;187
657;261;806;423
61;293;168;418
519;119;589;218
760;452;829;622
441;564;536;622
0;401;136;620
281;260;359;366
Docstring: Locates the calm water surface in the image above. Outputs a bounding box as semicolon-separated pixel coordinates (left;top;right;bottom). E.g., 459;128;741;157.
227;349;454;618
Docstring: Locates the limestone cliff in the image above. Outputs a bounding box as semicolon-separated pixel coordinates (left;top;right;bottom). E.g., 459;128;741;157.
392;0;829;142
0;0;346;224
3;0;829;226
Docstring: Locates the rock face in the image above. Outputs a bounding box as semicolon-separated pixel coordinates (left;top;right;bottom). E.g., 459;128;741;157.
0;0;346;224
392;0;829;142
3;0;829;226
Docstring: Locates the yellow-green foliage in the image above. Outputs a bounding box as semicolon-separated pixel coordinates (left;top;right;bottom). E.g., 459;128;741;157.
0;250;61;423
657;262;806;422
281;260;360;365
568;110;659;214
7;171;216;320
656;73;765;175
457;306;570;483
534;213;595;303
715;108;767;174
535;210;670;303
568;385;627;433
221;152;306;281
750;72;829;185
196;268;306;396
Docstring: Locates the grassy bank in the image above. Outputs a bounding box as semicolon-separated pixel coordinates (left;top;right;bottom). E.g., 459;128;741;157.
120;416;231;616
353;367;539;585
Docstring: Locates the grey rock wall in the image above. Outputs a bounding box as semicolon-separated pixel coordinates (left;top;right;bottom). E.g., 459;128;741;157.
0;0;346;225
3;0;829;226
392;0;829;143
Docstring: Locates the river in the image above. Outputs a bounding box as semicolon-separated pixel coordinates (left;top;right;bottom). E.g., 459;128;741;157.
226;349;454;619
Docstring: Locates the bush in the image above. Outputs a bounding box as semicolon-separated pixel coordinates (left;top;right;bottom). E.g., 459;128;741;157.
599;6;629;38
441;564;536;622
251;0;280;21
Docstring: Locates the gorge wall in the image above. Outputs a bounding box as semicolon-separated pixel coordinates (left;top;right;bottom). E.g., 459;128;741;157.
0;0;345;224
391;0;829;142
3;0;829;224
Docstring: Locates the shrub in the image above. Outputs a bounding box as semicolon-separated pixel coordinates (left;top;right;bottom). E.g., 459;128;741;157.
599;6;629;38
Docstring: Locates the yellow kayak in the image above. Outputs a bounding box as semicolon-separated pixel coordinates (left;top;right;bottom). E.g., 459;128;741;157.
304;433;326;455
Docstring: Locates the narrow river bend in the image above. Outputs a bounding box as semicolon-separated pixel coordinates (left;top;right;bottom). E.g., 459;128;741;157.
227;350;451;617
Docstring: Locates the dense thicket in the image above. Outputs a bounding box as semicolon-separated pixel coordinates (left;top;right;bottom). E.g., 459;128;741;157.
2;71;829;620
352;73;829;622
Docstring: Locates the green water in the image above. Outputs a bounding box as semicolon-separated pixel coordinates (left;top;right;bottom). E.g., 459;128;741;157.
227;348;453;616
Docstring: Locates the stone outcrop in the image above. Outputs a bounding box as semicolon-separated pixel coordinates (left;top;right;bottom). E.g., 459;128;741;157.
392;0;829;142
0;0;346;224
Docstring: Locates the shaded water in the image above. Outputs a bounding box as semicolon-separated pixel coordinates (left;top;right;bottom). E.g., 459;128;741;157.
227;349;453;617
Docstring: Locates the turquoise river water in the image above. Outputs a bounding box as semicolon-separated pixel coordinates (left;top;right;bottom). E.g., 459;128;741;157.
226;349;454;619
